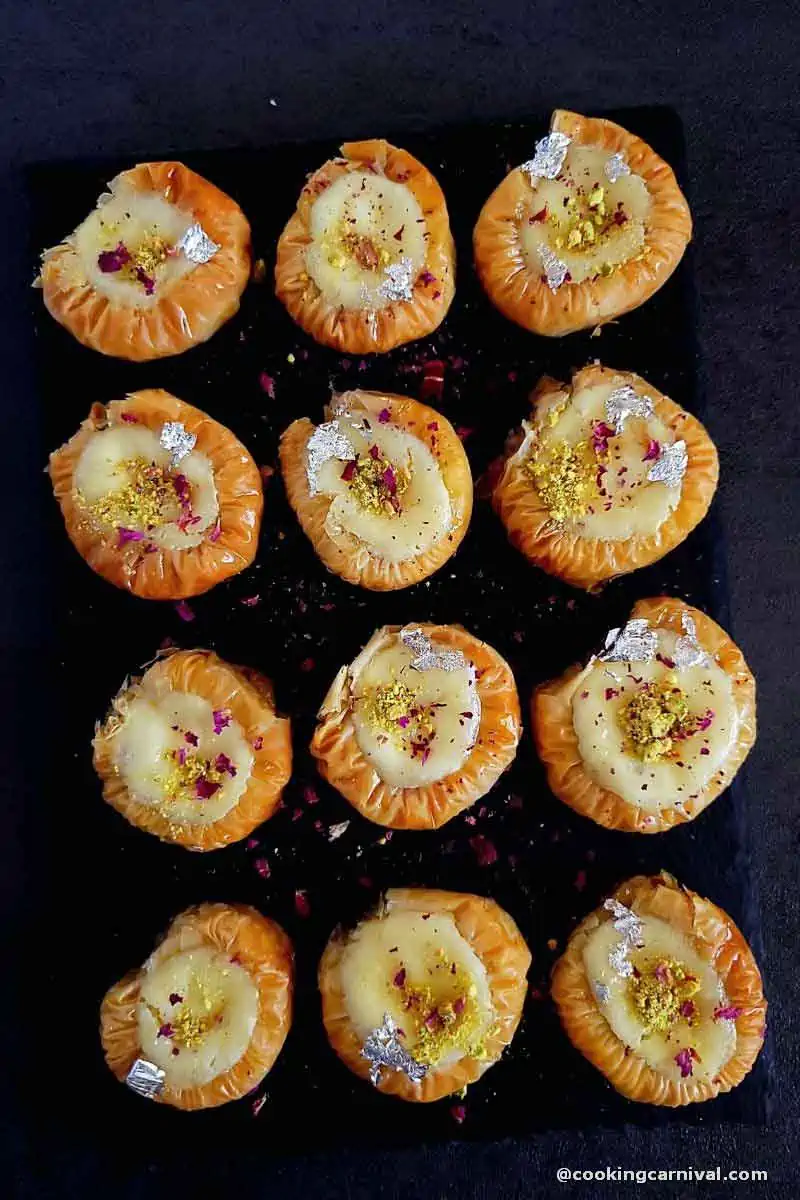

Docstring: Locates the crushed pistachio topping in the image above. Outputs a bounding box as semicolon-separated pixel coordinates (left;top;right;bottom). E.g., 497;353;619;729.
547;183;632;278
159;746;232;804
359;679;439;763
324;223;392;272
96;226;172;294
629;958;700;1035
150;976;225;1051
618;679;711;763
526;439;598;522
342;445;411;516
84;457;175;532
393;957;489;1067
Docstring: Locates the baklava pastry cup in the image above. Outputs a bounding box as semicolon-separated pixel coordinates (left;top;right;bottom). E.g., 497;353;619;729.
280;389;472;591
532;597;756;833
101;903;293;1110
48;389;263;600
93;648;291;851
319;888;531;1102
492;365;718;589
39;162;251;360
473;109;691;336
551;874;766;1106
311;623;520;830
275;139;455;353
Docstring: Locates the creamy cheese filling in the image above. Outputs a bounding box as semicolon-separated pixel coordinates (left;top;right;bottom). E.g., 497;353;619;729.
570;629;737;811
110;684;253;826
309;413;452;563
305;171;428;310
74;424;218;550
67;186;199;305
512;380;681;539
348;630;480;788
584;912;736;1082
137;945;259;1088
339;906;494;1068
520;144;651;284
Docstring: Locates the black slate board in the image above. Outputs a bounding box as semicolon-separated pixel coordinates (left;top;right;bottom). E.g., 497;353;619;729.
26;108;770;1156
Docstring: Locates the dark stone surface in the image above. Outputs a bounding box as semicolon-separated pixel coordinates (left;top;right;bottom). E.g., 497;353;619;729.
1;1;797;1196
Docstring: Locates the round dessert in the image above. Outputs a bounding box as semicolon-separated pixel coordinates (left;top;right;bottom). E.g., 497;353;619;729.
280;389;472;591
319;887;531;1102
39;162;251;359
551;873;767;1106
93;648;292;851
473;110;691;336
532;597;756;833
275;139;455;353
311;623;520;830
101;904;293;1110
491;365;718;590
48;389;263;599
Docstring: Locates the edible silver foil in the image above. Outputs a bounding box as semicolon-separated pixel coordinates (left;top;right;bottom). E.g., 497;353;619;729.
160;421;197;466
647;439;688;487
604;153;631;184
327;820;350;841
305;421;354;494
125;1058;165;1099
599;618;657;664
176;222;220;264
378;257;414;303
521;131;571;180
605;386;654;433
608;941;635;978
361;1013;428;1087
538;244;569;292
604;898;644;980
594;982;610;1005
401;628;468;673
673;611;712;671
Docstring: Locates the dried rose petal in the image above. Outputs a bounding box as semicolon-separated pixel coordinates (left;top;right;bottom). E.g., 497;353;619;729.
135;266;155;295
294;889;311;918
300;657;315;672
259;372;276;398
214;752;237;777
213;710;231;735
254;858;270;878
680;1000;695;1018
713;1005;743;1021
383;465;397;494
117;527;144;546
240;595;261;607
209;519;222;543
303;785;320;805
530;205;548;223
643;439;661;461
674;1047;694;1077
369;444;381;460
169;993;183;1006
418;270;436;286
450;1104;466;1124
175;600;195;622
605;687;619;701
341;460;357;482
469;835;498;866
455;426;474;442
378;408;391;423
184;731;199;746
120;412;138;423
157;1023;174;1039
420;359;445;402
252;736;264;751
97;243;130;273
196;778;221;799
393;968;406;988
252;1095;267;1117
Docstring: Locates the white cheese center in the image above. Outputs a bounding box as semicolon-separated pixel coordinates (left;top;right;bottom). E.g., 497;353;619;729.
305;171;428;310
138;946;259;1088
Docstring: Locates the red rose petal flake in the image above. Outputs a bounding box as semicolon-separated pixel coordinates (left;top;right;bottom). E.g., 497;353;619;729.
300;657;315;672
393;968;406;988
254;858;270;879
117;527;144;547
258;371;276;398
175;600;195;622
469;835;498;866
252;735;264;751
184;730;199;746
656;652;675;668
294;889;311;918
378;408;391;423
605;687;619;700
303;785;320;806
169;993;183;1006
157;1023;174;1039
195;778;221;799
418;269;437;286
209;519;222;543
450;1104;467;1124
213;710;231;735
260;464;275;483
713;1005;743;1021
383;465;398;494
574;869;587;892
120;412;138;423
591;421;616;456
214;752;237;777
252;1094;267;1117
135;267;155;295
97;243;131;273
529;205;548;223
455;426;474;442
680;1000;695;1019
643;439;661;462
420;359;445;402
341;460;357;481
674;1047;695;1077
240;595;261;607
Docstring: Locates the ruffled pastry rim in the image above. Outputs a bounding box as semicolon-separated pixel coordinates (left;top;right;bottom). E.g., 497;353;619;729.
531;597;757;833
48;389;263;600
100;903;294;1110
93;648;292;850
491;365;719;590
473;109;692;337
551;873;767;1106
274;139;455;353
318;887;531;1102
40;161;251;361
279;390;473;592
310;622;520;830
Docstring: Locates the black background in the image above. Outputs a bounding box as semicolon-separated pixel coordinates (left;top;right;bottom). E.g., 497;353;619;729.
2;2;797;1197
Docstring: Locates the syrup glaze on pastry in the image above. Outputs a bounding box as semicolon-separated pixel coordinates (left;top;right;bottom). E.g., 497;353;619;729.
39;162;251;360
473;110;691;336
551;874;767;1106
101;903;293;1109
492;365;718;589
532;597;756;833
93;649;291;850
280;389;472;591
275;139;455;353
318;888;531;1102
311;623;520;829
48;389;262;599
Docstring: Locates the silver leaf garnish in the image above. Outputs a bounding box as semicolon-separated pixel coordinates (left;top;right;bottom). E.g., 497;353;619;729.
647;440;688;487
160;421;197;467
604;898;644;980
673;611;712;671
378;257;414;303
361;1013;428;1086
521;132;571;180
327;820;350;841
605;385;654;433
176;222;220;264
306;422;355;494
594;981;610;1004
609;941;635;978
538;244;569;292
126;1058;165;1099
604;153;631;183
401;628;468;673
599;618;658;664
